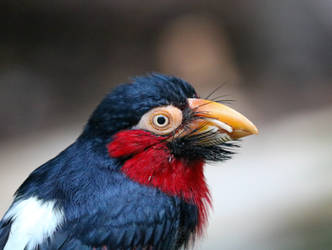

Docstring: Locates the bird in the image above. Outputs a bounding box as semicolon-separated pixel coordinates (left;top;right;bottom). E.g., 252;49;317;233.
0;73;258;250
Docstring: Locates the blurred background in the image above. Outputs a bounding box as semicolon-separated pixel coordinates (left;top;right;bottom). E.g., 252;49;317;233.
1;0;332;249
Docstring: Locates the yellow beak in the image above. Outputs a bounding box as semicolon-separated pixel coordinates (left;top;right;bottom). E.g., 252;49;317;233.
187;98;258;139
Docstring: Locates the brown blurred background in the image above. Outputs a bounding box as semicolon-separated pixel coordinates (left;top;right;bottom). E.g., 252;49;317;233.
0;1;332;249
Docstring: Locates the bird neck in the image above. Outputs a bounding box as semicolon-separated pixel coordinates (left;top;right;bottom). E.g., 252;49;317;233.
108;130;211;233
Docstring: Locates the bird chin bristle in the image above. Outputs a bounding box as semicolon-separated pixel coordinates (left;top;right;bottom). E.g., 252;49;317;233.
196;126;233;147
217;133;232;143
207;126;232;142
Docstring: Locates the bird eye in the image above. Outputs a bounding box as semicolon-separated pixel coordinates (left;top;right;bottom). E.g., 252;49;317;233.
136;105;183;135
153;114;169;128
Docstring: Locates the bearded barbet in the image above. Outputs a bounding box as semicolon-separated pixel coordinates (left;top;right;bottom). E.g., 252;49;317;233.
0;73;258;250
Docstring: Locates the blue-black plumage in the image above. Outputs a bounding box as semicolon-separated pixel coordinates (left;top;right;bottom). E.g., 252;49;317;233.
0;73;258;250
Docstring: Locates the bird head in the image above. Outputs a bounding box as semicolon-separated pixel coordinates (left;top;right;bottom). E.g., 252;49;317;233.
82;73;258;231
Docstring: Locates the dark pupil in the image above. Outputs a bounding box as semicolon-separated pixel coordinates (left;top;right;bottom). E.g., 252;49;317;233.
157;116;166;125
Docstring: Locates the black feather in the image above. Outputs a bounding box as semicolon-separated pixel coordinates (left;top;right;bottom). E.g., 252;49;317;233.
0;219;12;250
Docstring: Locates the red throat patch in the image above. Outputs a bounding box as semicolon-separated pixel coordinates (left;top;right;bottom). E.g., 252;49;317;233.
107;130;211;233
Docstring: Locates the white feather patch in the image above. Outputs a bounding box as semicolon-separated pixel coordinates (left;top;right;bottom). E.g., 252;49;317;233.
3;197;64;250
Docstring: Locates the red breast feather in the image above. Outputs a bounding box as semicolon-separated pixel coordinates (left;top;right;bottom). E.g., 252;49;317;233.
108;130;211;234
